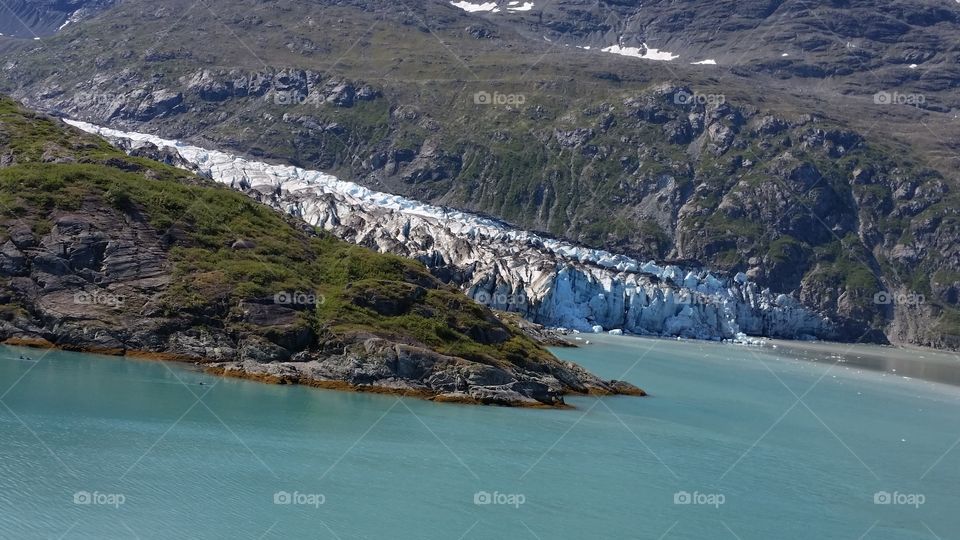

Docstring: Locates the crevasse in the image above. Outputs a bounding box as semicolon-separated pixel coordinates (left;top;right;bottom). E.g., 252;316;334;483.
65;119;835;343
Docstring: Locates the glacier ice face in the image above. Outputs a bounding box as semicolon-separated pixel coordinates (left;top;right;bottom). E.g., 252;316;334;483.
64;119;837;342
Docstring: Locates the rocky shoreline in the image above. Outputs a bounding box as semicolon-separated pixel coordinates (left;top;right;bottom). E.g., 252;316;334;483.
205;362;646;408
1;336;645;408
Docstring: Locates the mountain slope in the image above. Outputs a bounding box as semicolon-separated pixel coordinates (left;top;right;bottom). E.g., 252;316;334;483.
0;0;114;38
0;0;958;348
0;96;643;406
495;0;960;106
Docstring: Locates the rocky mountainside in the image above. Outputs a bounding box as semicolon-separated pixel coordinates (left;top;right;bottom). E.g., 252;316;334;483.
0;96;644;406
0;0;114;38
494;0;960;109
0;0;957;348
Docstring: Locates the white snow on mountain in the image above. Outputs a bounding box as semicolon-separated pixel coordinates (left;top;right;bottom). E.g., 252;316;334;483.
601;44;678;61
449;1;534;13
508;1;534;11
57;9;89;31
64;119;837;343
450;1;498;12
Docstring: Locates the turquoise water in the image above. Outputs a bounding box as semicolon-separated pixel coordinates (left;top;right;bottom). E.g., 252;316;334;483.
1;337;959;539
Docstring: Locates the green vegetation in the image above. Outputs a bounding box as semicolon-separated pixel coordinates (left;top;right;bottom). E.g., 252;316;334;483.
935;308;960;338
0;96;552;366
767;236;801;264
816;239;880;292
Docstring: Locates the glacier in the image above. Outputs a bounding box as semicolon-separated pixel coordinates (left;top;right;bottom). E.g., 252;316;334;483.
64;119;836;343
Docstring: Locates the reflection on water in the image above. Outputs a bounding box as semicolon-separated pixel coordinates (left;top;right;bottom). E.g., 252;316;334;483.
769;340;960;387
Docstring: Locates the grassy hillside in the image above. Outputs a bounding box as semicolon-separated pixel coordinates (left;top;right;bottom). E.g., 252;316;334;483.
0;96;555;368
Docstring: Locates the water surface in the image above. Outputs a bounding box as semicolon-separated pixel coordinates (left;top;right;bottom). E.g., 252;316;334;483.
0;337;958;539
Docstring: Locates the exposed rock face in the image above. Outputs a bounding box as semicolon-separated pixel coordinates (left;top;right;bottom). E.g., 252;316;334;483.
0;208;173;355
0;0;115;38
68;119;839;343
505;0;960;103
16;68;380;126
210;337;644;408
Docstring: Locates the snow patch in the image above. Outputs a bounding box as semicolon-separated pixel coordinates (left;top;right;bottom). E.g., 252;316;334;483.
450;1;498;12
601;44;678;61
508;1;534;11
449;0;533;13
